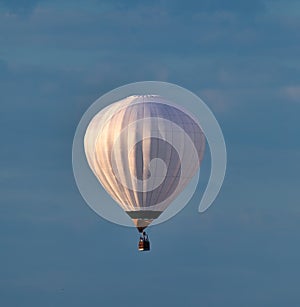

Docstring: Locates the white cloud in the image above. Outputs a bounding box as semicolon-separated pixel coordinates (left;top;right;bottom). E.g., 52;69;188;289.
283;85;300;102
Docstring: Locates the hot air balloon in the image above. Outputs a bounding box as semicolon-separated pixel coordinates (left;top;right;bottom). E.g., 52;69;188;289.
84;95;205;251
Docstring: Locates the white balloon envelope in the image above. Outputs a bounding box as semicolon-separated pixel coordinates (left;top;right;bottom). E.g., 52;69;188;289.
84;95;205;232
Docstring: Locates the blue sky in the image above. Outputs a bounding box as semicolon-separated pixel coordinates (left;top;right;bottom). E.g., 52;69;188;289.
1;0;300;306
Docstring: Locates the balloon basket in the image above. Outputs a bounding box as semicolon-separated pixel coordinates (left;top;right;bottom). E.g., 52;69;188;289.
138;232;150;252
